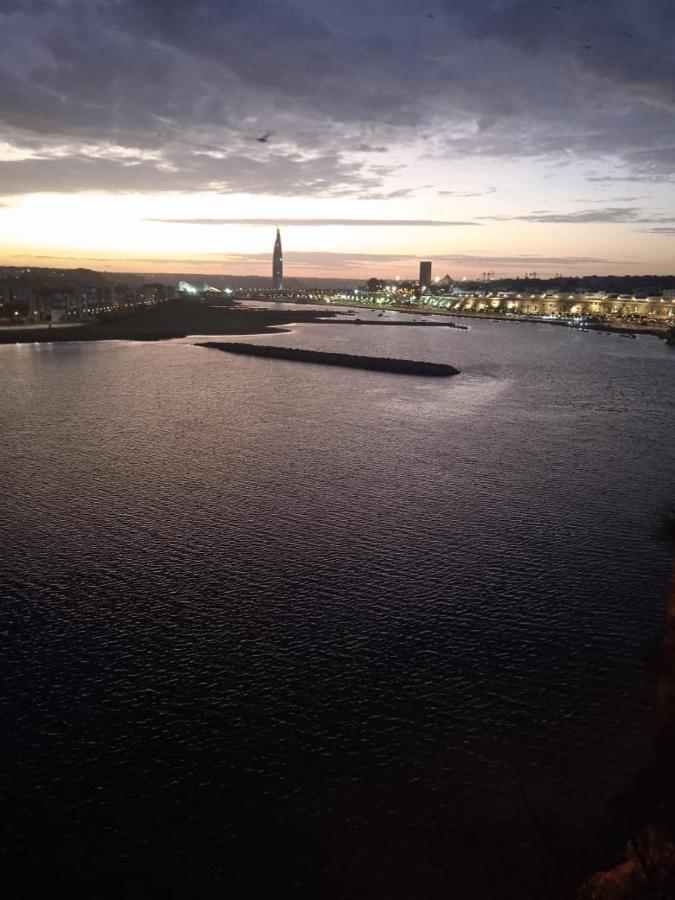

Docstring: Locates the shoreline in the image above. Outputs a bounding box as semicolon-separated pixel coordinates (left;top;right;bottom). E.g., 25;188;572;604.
312;300;669;339
1;297;669;345
446;310;667;338
0;301;335;345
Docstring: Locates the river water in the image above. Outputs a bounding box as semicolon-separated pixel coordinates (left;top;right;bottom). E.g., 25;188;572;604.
2;312;674;898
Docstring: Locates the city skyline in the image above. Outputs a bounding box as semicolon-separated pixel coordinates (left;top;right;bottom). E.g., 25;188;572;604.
1;1;675;279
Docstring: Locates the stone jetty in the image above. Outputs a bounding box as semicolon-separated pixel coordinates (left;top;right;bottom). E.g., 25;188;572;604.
198;341;460;376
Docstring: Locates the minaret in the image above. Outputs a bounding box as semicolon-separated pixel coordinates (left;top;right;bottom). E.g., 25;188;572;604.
272;228;283;291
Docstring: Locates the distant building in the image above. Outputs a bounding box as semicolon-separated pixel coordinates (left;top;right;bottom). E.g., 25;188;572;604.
138;283;172;303
272;229;283;291
178;281;221;295
419;260;432;286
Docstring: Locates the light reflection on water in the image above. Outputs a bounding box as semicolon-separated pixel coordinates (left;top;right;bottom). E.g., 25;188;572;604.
1;316;674;898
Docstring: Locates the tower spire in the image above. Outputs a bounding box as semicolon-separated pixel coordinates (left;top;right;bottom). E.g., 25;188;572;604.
272;228;283;291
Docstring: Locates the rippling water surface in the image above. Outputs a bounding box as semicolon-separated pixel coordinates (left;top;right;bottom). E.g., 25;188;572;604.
2;314;674;898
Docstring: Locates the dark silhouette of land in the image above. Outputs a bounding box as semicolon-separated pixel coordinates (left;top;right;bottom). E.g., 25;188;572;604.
0;264;362;291
199;341;461;376
461;274;675;295
0;300;335;344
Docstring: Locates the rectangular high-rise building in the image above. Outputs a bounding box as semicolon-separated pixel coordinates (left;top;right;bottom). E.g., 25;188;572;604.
419;260;432;286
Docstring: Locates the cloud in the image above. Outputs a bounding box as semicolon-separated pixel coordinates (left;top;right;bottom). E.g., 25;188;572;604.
574;196;643;204
481;206;675;224
16;250;619;271
587;173;675;185
146;217;481;227
207;250;621;270
1;0;675;196
438;187;497;197
0;148;390;196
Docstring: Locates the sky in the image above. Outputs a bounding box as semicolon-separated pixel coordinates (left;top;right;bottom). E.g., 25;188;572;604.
1;0;675;280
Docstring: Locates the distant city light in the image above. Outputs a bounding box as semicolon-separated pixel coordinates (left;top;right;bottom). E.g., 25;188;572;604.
178;280;221;294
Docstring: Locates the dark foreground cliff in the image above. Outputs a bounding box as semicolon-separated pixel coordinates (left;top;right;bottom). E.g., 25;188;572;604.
198;341;461;376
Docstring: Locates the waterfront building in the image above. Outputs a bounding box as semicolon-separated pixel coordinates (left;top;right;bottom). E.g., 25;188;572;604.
419;260;432;286
178;281;221;296
273;229;283;291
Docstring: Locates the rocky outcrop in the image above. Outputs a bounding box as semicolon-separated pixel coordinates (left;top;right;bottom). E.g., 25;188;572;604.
577;826;675;899
578;530;675;899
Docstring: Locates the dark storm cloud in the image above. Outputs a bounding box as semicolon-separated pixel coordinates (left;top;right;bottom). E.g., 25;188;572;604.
1;0;674;194
146;217;480;227
0;149;389;196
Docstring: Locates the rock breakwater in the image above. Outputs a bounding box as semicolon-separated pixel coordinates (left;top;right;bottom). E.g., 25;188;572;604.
198;341;460;376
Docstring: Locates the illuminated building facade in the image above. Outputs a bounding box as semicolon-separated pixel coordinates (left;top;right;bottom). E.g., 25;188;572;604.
272;229;283;291
178;281;221;295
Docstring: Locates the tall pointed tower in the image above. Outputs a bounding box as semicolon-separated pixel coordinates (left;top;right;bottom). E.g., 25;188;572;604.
272;228;283;291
